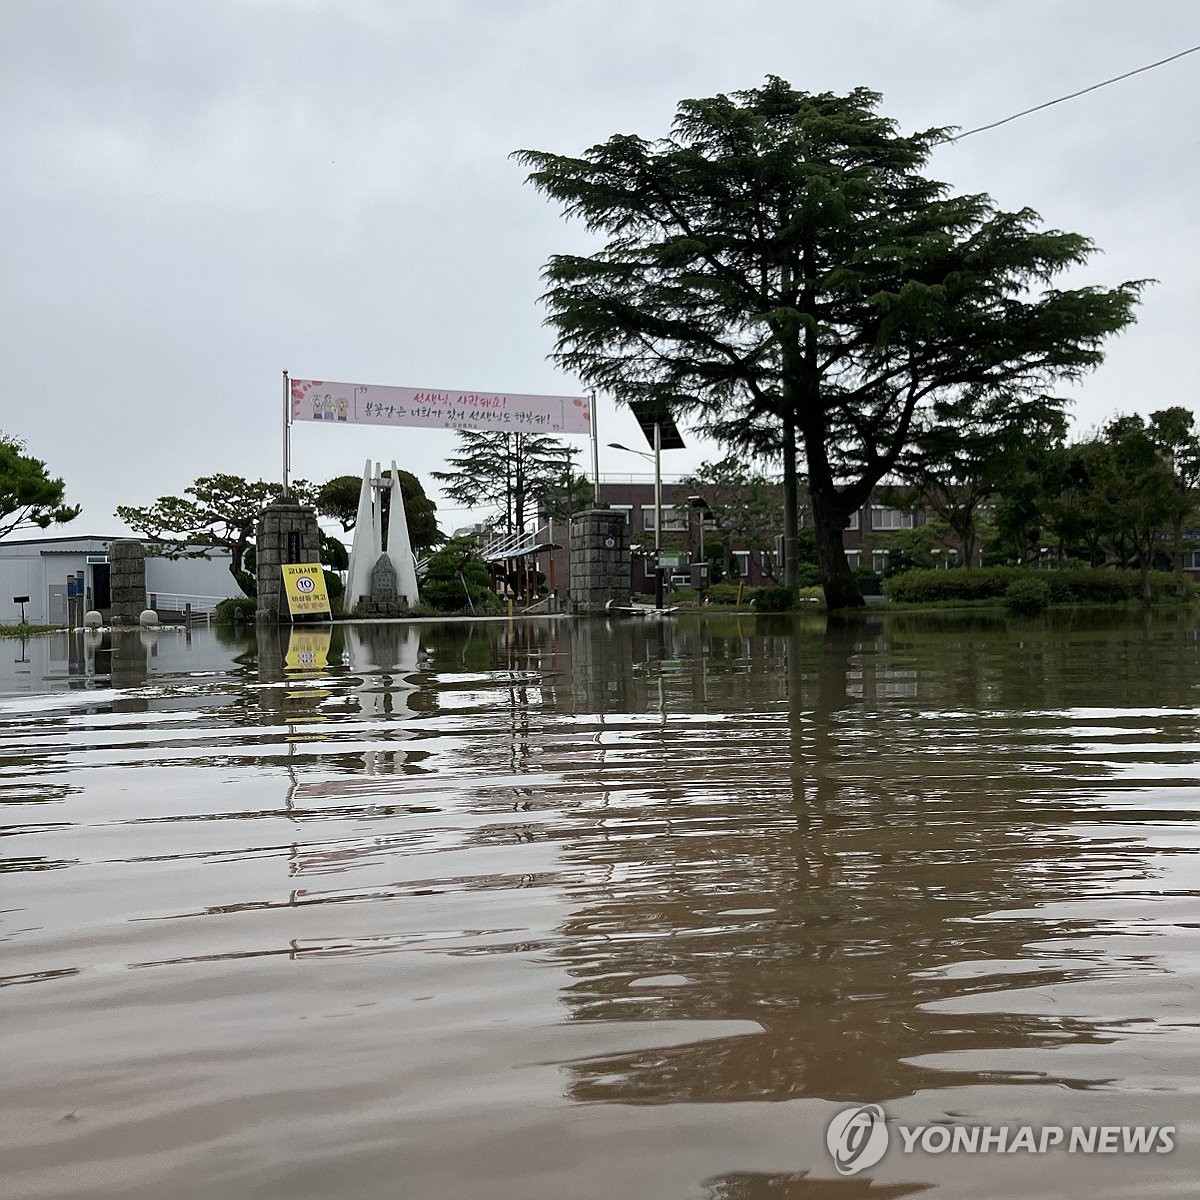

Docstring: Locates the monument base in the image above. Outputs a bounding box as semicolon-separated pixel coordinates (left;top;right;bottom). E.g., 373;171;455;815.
350;599;411;618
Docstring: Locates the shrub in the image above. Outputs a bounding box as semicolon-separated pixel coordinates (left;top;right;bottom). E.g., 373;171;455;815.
703;582;747;606
793;563;822;588
420;537;504;613
854;568;883;596
1004;577;1050;614
753;584;796;612
885;565;1187;606
214;596;257;625
884;566;1021;603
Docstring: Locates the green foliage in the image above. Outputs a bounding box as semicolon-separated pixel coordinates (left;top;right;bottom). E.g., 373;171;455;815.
752;585;796;612
885;567;1188;606
431;431;579;536
214;596;257;625
519;77;1143;610
0;622;64;636
905;389;1068;568
534;471;593;523
315;471;443;552
0;435;80;539
420;536;502;613
793;563;822;588
1004;577;1051;614
321;531;349;572
702;582;746;606
677;457;784;578
116;474;296;580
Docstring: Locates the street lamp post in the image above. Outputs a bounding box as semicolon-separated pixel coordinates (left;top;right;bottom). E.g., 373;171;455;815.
687;494;711;592
609;430;665;609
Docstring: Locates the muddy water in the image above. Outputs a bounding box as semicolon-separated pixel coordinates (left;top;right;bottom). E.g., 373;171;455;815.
3;613;1200;1199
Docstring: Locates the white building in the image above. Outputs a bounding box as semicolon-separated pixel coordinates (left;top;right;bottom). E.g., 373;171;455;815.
0;535;243;625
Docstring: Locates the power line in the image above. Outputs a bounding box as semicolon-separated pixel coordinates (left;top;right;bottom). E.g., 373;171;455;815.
950;43;1200;142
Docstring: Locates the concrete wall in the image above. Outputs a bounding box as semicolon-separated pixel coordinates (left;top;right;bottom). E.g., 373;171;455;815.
144;553;239;602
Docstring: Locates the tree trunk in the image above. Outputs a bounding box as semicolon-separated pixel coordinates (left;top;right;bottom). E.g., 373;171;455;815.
800;408;863;610
810;481;863;609
782;416;799;588
1173;514;1187;599
960;527;976;569
513;435;526;535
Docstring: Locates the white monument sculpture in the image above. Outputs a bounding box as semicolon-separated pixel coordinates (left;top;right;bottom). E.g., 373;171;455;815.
344;460;420;614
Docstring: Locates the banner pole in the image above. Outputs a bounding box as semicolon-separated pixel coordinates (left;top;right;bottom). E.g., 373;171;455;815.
590;394;600;505
282;370;291;497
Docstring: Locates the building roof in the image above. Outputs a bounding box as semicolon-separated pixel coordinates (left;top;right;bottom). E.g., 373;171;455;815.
0;534;229;554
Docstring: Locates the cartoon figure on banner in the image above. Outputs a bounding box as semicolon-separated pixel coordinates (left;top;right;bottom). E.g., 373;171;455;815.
336;396;348;421
311;393;325;420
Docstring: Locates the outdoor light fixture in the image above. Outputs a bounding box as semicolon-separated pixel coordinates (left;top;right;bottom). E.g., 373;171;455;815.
609;438;665;609
687;495;712;566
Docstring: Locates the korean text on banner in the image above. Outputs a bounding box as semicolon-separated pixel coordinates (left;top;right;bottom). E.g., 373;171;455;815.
281;563;332;619
290;379;592;436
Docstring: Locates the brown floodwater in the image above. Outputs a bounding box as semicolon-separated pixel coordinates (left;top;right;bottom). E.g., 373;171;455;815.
3;612;1200;1199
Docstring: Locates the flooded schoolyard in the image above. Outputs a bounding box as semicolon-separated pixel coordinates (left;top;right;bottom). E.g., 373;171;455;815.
3;612;1200;1199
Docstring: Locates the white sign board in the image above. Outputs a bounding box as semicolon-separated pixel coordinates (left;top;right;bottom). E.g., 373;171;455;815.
290;379;592;436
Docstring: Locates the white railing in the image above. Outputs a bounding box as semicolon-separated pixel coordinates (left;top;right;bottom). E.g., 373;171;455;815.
481;525;548;562
147;592;227;619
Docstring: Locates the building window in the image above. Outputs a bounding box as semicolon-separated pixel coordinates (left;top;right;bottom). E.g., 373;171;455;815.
872;551;890;574
641;506;689;532
1184;550;1200;570
732;550;751;577
845;550;862;570
610;504;633;524
870;507;914;531
847;510;860;531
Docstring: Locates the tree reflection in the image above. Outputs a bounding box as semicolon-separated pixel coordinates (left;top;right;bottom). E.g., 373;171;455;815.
549;615;1173;1107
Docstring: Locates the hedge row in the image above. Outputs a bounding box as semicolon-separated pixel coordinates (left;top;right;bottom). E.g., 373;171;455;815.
884;566;1190;605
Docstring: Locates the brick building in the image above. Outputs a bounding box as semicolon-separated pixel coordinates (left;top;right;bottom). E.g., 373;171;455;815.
536;479;954;601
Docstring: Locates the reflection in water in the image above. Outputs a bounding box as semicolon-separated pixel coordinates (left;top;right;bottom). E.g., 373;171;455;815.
2;613;1200;1199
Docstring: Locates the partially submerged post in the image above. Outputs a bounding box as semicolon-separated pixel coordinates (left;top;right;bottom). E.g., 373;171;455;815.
109;540;146;626
568;508;630;615
256;497;322;623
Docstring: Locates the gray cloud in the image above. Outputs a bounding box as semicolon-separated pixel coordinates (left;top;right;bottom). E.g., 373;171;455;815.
3;0;1196;532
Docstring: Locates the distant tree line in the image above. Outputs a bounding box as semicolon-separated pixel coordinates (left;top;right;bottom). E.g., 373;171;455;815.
674;402;1200;600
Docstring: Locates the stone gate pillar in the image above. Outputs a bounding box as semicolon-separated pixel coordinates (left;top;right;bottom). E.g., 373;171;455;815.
568;508;631;615
109;539;147;626
256;498;322;623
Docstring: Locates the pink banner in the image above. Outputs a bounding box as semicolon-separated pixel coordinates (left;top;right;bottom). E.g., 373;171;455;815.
290;379;592;435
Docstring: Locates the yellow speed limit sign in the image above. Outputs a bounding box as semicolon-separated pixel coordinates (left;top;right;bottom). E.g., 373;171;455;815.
281;563;332;619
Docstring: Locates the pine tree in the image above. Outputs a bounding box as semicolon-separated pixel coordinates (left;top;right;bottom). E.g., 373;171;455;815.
432;431;579;536
518;78;1143;607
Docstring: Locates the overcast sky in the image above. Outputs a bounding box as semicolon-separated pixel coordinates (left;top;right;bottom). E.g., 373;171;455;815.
3;1;1197;538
